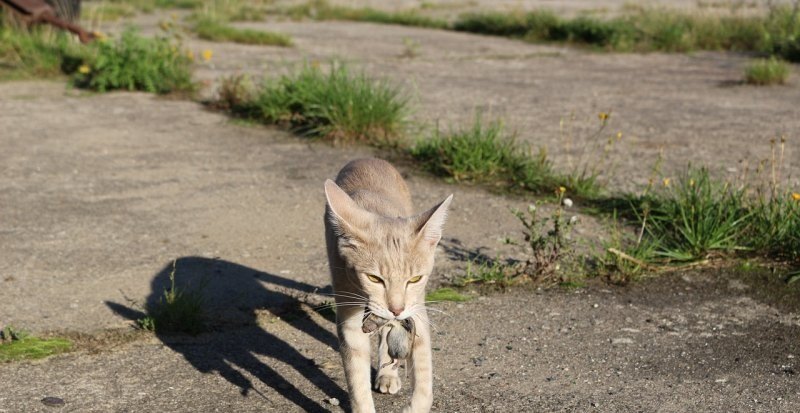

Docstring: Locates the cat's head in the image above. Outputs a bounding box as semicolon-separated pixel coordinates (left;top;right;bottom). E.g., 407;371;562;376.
325;179;452;321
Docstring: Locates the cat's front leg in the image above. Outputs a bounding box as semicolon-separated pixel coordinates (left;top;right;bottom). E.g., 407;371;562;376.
404;312;433;413
337;305;375;413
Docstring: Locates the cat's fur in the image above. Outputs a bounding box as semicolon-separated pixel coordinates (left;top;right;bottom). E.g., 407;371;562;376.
324;158;452;413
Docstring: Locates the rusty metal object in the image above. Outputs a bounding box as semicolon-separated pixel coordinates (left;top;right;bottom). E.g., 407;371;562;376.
1;0;94;43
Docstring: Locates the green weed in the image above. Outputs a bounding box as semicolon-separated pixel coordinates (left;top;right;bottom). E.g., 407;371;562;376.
217;64;409;145
744;57;790;85
192;17;292;46
510;194;579;282
457;259;512;286
278;2;800;60
643;168;750;262
0;25;87;80
74;28;195;94
0;326;71;362
426;288;471;302
84;3;137;22
410;115;564;194
137;260;207;335
286;0;447;29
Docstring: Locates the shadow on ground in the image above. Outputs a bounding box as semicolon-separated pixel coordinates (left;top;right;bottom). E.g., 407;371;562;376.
106;256;348;412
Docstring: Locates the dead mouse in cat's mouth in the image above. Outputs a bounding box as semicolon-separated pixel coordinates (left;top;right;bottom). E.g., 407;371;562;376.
362;312;416;370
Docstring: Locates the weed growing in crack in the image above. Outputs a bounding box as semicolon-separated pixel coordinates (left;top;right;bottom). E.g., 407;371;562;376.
73;28;196;94
457;258;514;287
0;326;71;362
744;57;790;85
137;260;207;335
410;114;570;194
511;189;579;283
215;64;409;145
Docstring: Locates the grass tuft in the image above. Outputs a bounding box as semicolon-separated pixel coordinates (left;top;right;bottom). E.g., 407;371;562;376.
0;326;71;362
287;0;448;29
73;28;195;94
137;260;207;335
410;115;565;194
744;57;790;85
426;287;471;302
216;64;409;145
0;26;88;80
192;17;292;46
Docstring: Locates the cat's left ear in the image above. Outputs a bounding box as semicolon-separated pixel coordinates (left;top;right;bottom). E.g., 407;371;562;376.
414;194;453;248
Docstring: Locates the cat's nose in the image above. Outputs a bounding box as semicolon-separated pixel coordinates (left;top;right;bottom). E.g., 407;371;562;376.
389;306;404;317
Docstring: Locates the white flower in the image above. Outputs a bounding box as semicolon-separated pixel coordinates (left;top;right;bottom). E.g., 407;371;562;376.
563;198;573;208
569;215;578;224
528;204;536;213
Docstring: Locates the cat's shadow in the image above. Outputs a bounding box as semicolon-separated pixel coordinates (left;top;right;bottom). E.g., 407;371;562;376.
106;256;349;412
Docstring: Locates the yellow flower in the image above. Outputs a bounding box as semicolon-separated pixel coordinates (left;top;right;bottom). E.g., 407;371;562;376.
689;179;695;187
598;112;609;121
186;50;195;61
616;132;622;141
201;49;213;62
78;64;90;74
792;192;800;201
559;186;567;194
663;178;670;187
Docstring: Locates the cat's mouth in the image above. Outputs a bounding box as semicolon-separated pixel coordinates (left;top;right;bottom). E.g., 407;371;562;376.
365;304;413;321
366;304;395;321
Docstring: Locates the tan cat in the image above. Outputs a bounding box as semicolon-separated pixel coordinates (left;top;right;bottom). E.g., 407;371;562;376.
324;158;453;413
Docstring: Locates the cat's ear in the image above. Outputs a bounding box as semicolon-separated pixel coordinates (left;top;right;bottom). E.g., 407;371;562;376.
324;179;370;240
414;194;453;248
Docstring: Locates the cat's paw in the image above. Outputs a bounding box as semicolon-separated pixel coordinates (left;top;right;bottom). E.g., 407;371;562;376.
375;374;402;394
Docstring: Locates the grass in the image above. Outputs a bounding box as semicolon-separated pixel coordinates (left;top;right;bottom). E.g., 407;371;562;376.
645;168;751;261
285;0;448;29
283;2;800;62
192;17;292;46
0;326;71;362
410;115;571;194
0;25;88;80
452;5;800;61
74;29;195;94
426;287;471;302
626;163;799;265
744;57;790;85
137;260;207;335
215;64;409;145
1;16;195;94
84;3;137;22
456;259;513;286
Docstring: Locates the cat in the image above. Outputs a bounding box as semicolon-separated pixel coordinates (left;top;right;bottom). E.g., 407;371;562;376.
324;158;453;413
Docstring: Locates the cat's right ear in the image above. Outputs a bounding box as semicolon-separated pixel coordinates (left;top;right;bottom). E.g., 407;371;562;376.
324;179;369;240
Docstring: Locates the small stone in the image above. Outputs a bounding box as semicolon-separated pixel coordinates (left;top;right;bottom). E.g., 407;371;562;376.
41;397;65;407
326;397;340;406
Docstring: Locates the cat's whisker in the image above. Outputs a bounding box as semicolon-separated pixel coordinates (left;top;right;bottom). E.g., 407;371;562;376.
411;312;440;334
318;291;370;300
422;307;450;316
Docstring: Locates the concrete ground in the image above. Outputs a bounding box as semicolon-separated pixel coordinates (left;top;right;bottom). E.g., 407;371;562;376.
1;2;799;412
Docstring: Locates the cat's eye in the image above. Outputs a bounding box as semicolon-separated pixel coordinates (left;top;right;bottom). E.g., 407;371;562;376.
366;274;383;284
408;275;423;284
